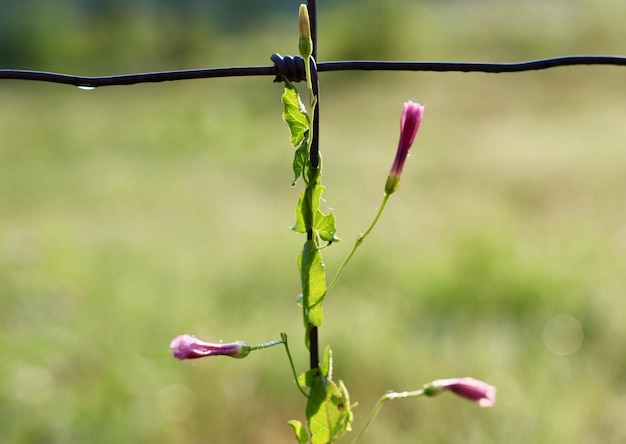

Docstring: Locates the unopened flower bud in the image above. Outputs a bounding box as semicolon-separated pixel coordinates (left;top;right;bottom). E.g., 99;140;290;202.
385;101;424;195
423;377;496;407
170;334;251;360
298;4;313;58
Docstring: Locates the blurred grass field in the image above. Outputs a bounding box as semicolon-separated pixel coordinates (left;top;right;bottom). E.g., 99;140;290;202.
1;1;626;443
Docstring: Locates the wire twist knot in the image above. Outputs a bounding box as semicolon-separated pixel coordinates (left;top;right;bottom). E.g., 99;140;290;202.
271;53;307;83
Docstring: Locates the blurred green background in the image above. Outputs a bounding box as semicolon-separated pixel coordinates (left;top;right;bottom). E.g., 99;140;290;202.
1;0;626;443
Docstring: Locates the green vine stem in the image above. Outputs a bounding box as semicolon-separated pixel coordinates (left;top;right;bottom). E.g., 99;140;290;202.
351;389;425;444
326;193;391;296
281;333;310;398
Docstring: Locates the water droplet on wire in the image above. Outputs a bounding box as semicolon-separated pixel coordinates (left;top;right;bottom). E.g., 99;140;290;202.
78;85;96;91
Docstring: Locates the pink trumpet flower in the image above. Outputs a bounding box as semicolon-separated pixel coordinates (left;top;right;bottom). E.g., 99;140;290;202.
385;101;424;195
170;334;251;360
424;377;496;407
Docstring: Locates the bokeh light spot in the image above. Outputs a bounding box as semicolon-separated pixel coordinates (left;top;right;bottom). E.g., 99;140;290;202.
543;314;584;355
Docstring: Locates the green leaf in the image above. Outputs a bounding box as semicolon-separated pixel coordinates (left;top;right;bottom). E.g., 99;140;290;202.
305;348;353;443
292;184;322;234
288;420;309;444
298;368;318;389
292;139;309;186
302;184;321;232
315;211;339;243
282;83;310;148
282;83;311;186
297;240;326;326
337;380;354;434
291;188;309;234
319;345;332;379
292;185;339;243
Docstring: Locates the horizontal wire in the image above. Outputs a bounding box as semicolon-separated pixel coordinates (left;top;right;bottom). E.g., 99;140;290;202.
0;66;273;87
320;55;626;73
1;55;625;88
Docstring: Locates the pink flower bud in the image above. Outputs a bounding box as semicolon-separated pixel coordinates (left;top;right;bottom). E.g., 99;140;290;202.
385;101;424;195
424;377;496;407
170;334;251;360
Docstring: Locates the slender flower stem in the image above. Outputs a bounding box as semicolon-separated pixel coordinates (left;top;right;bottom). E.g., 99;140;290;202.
248;338;286;351
384;389;426;400
281;333;310;398
326;192;391;295
350;395;388;444
351;389;425;444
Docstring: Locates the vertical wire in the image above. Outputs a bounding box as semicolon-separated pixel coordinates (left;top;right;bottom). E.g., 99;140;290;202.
308;0;320;169
308;0;318;60
307;0;320;371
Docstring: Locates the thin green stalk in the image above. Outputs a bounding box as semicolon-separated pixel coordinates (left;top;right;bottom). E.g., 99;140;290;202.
281;333;309;398
326;192;391;295
351;389;424;444
350;395;388;444
304;54;318;181
248;338;285;351
305;56;314;108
